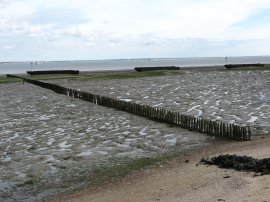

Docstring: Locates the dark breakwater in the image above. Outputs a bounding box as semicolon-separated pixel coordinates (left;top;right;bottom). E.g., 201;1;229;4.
224;63;264;69
27;70;79;75
134;66;180;72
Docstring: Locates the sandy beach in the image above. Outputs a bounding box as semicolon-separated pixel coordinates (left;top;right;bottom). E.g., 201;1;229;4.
52;135;270;202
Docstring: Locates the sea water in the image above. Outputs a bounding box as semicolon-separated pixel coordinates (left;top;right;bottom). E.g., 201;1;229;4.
1;56;270;75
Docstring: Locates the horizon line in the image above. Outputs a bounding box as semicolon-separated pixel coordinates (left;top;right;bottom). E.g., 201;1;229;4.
1;55;270;63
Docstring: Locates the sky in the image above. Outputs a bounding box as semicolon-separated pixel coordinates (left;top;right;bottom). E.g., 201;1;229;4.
0;0;270;61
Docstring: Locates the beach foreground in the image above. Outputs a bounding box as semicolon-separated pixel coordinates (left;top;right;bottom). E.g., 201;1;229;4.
51;135;270;202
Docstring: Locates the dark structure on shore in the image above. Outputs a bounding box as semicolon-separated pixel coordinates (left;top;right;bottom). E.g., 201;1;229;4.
26;70;79;75
224;63;264;69
135;66;180;72
201;154;270;175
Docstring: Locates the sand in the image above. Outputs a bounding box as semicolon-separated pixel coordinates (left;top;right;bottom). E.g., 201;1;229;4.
52;135;270;202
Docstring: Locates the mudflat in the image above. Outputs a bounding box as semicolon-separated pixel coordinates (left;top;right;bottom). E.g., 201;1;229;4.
54;70;270;135
0;69;269;201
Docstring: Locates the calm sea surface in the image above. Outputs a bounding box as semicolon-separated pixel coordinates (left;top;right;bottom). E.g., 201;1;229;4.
1;56;270;75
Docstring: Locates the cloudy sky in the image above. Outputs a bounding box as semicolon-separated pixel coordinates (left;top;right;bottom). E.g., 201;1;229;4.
0;0;270;61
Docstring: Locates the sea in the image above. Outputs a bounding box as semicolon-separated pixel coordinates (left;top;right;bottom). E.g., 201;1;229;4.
1;56;270;75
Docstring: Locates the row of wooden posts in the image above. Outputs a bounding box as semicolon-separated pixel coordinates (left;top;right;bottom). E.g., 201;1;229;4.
18;76;251;141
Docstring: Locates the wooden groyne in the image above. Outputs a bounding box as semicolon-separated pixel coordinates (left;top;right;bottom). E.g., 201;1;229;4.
26;70;79;75
134;66;180;72
224;64;264;69
14;75;251;141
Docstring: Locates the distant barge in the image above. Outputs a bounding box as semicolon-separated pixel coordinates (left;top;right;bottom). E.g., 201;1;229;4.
224;63;264;69
134;66;180;72
27;70;79;75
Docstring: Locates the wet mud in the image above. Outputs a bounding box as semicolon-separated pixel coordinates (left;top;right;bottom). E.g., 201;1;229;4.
0;82;210;201
55;70;270;135
0;70;269;201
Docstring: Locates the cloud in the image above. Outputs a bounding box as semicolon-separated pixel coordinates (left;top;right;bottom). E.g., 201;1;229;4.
1;45;15;49
1;0;270;60
0;0;15;8
60;0;270;40
2;0;270;39
29;8;89;26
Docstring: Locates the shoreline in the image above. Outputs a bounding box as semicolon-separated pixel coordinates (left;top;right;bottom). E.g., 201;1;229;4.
0;65;224;76
2;63;270;77
50;135;270;202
